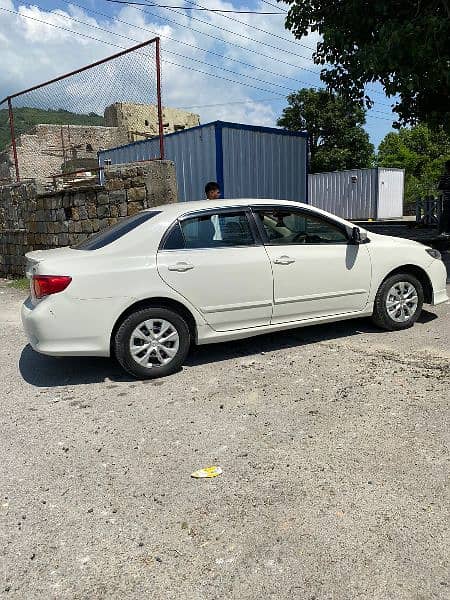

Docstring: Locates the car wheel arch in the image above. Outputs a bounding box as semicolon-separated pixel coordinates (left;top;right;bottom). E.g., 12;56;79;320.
379;264;433;304
110;297;198;356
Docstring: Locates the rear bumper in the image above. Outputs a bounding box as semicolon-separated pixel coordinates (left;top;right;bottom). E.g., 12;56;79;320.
21;294;121;357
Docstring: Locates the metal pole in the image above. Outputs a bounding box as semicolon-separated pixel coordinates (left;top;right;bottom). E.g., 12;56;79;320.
7;97;20;182
155;37;165;160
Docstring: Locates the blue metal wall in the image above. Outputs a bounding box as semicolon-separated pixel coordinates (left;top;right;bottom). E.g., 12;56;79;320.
98;121;307;203
220;124;307;202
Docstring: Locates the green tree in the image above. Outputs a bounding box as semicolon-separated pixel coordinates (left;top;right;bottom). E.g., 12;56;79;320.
284;1;450;132
277;88;374;172
377;124;450;207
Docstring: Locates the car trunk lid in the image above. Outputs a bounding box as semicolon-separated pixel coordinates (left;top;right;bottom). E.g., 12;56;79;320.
25;248;82;278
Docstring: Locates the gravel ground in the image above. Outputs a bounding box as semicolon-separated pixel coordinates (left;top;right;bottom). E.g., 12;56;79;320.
1;259;449;600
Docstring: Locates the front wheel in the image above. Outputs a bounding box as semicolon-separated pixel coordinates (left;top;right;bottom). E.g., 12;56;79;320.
114;307;191;378
372;273;424;331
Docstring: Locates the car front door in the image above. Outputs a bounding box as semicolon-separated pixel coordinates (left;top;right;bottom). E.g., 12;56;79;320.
253;207;372;324
157;208;273;332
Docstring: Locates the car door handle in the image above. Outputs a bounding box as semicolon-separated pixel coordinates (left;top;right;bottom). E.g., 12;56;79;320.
273;255;296;265
167;262;195;272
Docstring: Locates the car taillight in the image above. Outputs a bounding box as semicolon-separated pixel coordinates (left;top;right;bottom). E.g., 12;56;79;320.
33;275;72;299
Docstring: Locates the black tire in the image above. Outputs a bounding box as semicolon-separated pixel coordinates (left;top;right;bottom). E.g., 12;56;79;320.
114;307;191;379
372;272;424;331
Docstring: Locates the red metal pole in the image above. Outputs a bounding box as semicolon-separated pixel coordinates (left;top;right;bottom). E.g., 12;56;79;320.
7;98;20;182
155;37;165;160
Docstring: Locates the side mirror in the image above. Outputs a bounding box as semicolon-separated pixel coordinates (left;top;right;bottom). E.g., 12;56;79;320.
351;227;368;244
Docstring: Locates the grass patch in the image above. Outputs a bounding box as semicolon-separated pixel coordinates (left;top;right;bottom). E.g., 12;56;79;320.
8;277;29;291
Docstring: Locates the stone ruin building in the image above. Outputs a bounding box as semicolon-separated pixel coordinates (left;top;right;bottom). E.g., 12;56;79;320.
0;102;199;184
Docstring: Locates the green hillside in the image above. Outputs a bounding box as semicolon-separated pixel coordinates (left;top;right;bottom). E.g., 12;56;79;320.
0;107;104;151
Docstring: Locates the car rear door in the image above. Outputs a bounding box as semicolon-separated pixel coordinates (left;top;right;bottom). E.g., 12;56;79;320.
157;208;273;332
253;206;372;324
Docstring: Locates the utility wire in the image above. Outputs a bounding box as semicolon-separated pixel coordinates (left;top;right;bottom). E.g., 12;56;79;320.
156;0;398;106
59;0;395;112
181;98;393;120
181;0;399;106
260;0;288;13
0;7;306;99
104;0;285;14
13;5;310;94
99;0;391;100
180;98;282;109
99;0;321;71
104;0;314;51
179;0;313;50
0;6;395;121
66;1;318;87
68;0;395;110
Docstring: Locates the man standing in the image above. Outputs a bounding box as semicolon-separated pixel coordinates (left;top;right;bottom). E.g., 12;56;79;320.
204;181;221;240
205;181;220;200
438;160;450;236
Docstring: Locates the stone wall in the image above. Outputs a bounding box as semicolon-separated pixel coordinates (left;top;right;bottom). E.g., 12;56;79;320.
0;160;177;276
0;181;37;275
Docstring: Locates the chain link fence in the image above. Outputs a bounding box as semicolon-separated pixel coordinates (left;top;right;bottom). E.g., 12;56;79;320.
0;38;163;188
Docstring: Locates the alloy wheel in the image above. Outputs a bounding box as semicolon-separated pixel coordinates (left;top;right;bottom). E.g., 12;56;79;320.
385;281;419;323
129;318;180;368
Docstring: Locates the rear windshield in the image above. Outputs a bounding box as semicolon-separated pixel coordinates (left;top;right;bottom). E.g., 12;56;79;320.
72;211;160;251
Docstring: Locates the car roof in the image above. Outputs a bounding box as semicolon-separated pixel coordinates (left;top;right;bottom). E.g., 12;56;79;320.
147;198;310;218
144;198;354;229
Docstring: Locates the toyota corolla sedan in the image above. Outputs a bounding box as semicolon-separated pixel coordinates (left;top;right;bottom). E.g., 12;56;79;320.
22;199;448;378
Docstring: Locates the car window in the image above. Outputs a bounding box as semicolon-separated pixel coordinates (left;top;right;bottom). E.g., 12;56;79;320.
163;222;185;250
72;211;160;250
256;209;348;245
162;211;255;250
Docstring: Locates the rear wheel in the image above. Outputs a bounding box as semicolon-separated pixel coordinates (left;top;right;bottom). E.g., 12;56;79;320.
372;273;424;331
114;307;191;378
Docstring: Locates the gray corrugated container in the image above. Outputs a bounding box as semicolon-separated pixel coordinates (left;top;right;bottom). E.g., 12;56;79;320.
98;121;308;203
308;167;404;220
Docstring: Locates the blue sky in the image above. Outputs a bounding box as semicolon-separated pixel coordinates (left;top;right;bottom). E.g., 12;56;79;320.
0;0;396;148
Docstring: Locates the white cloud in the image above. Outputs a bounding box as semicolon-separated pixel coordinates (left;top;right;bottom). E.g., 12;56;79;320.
0;0;322;125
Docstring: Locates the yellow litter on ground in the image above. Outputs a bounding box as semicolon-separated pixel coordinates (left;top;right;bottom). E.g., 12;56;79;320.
191;466;223;478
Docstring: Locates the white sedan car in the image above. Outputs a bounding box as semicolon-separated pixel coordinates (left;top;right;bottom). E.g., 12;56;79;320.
22;199;448;378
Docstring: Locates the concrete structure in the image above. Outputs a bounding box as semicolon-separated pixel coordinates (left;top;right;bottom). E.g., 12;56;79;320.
0;103;199;185
104;102;200;143
308;168;405;220
99;121;308;203
0;160;177;276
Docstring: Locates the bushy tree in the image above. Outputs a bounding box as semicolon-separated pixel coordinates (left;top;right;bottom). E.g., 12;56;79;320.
284;0;450;132
277;88;374;172
377;124;450;207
